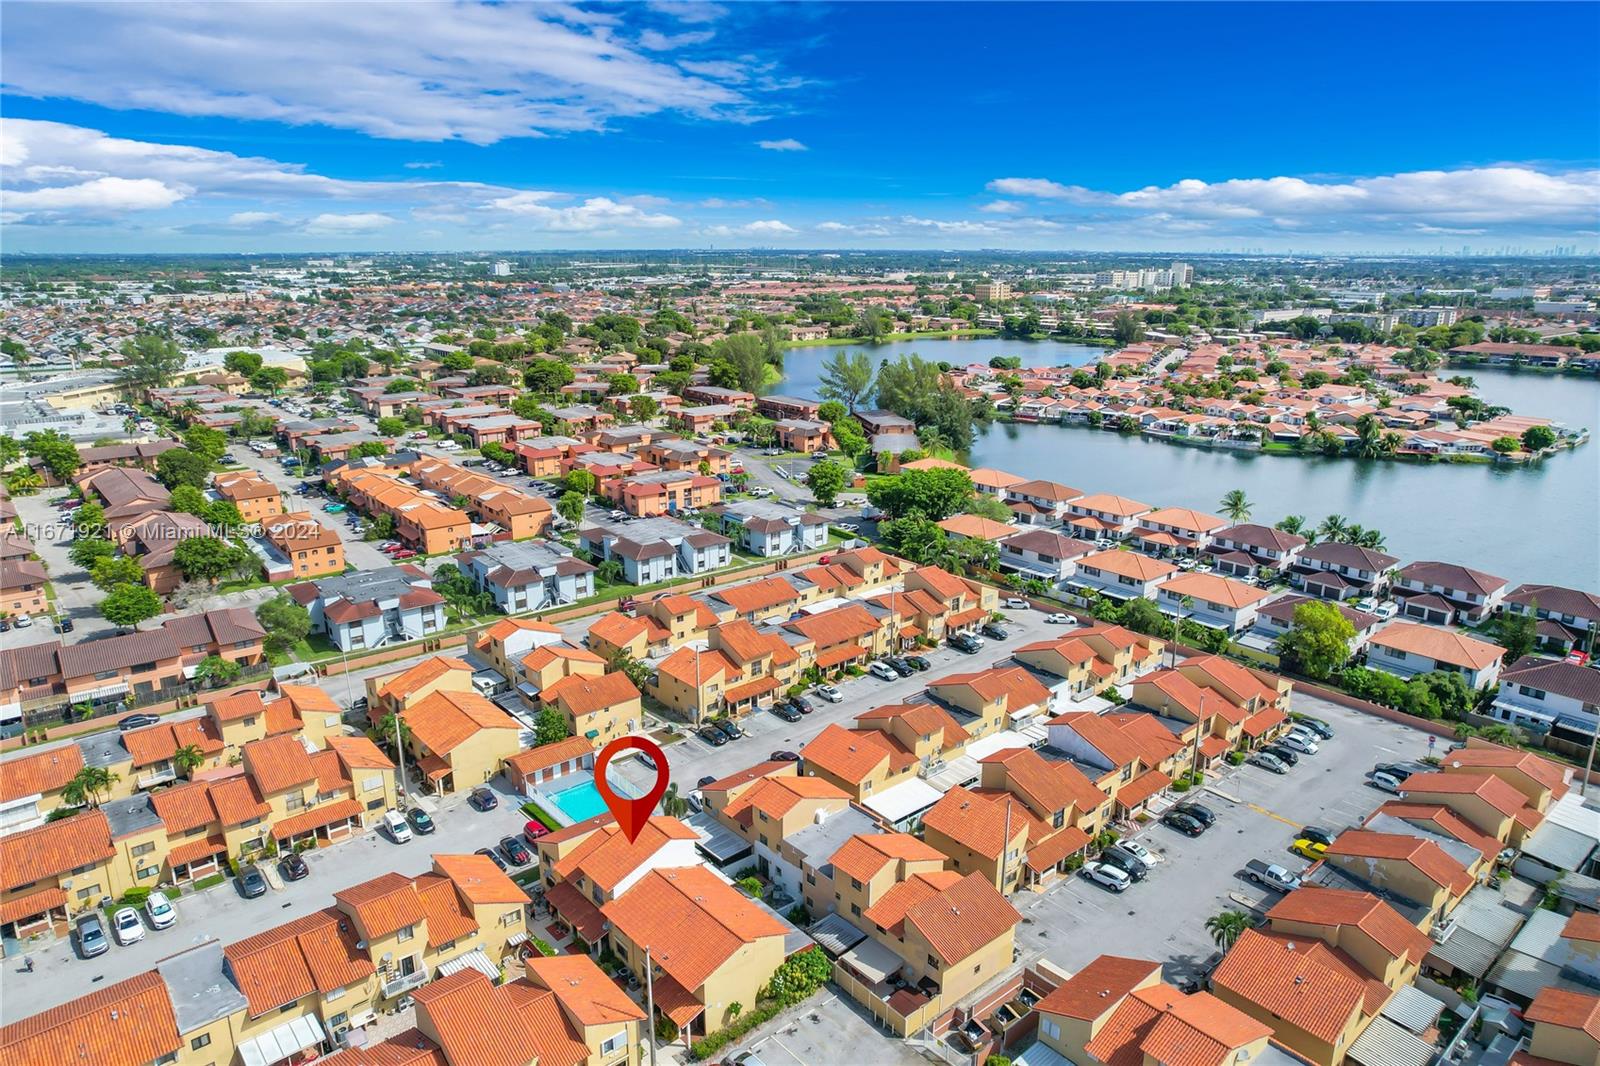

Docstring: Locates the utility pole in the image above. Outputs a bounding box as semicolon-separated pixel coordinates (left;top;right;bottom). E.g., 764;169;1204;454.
1583;724;1598;800
998;796;1013;894
394;710;409;801
1193;694;1205;780
644;945;658;1066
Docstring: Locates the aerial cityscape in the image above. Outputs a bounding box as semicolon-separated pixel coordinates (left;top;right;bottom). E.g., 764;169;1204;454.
1;4;1599;1066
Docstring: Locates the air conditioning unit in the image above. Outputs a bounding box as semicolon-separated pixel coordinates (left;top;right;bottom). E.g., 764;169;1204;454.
1430;918;1455;944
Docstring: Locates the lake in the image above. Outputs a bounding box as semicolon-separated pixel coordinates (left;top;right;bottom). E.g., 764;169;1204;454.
777;339;1599;590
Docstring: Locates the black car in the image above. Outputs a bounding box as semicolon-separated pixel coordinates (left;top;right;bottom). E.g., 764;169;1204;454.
0;619;10;633
476;846;509;872
350;697;368;712
981;622;1009;641
239;865;268;898
1162;810;1206;837
1292;715;1336;740
1173;802;1216;828
948;634;981;654
280;853;310;881
712;718;743;741
1299;825;1337;848
499;836;532;866
789;696;815;716
1097;847;1148;881
118;713;161;731
905;655;931;671
770;750;801;762
886;657;918;677
1374;762;1427;782
698;726;728;746
1262;743;1300;766
405;808;436;835
468;787;499;812
697;775;717;789
55;617;75;633
770;702;802;723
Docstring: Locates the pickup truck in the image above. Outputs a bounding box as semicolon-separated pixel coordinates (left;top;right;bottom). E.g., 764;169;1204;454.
1245;859;1301;892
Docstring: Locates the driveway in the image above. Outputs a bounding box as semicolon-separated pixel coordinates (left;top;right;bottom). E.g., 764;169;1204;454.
0;777;537;1019
718;986;928;1066
225;446;393;572
7;489;120;646
1010;693;1437;985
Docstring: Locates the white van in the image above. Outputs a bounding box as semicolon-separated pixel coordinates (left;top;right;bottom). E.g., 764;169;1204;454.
382;809;412;843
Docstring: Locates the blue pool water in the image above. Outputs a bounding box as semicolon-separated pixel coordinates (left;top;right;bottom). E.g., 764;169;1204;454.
548;778;609;821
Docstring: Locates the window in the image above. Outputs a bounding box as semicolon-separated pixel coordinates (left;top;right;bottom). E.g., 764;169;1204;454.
501;910;521;927
927;954;940;969
1042;1017;1061;1041
285;793;305;811
131;841;156;857
328;1012;348;1028
76;883;101;902
397;925;416;943
137;865;159;880
849;903;860;917
600;1031;627;1056
190;1034;212;1051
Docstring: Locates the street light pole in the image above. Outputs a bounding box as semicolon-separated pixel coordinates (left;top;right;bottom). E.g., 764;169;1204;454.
644;945;658;1066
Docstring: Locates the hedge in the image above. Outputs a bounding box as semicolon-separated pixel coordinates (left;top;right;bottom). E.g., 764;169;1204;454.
521;800;562;831
193;872;226;891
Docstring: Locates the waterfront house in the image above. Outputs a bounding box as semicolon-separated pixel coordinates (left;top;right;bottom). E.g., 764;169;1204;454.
1205;523;1306;577
1132;506;1227;557
1253;596;1381;657
1392;560;1509;625
1491;655;1600;743
1157;571;1273;632
998;527;1095;585
1064;493;1152;540
1071;549;1177;601
1003;479;1084;526
1501;583;1600;653
1290;542;1400;602
1366;621;1506;689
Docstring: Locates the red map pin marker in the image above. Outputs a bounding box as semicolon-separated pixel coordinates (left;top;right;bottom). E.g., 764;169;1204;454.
593;736;670;844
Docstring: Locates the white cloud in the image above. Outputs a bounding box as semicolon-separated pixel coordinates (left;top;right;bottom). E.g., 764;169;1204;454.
403;161;443;170
225;211;283;226
639;28;716;50
978;200;1022;214
986;177;1089;200
488;193;681;232
1;2;782;144
646;2;729;24
757;138;807;152
700;196;771;209
705;218;796;238
3;175;181;220
304;212;396;234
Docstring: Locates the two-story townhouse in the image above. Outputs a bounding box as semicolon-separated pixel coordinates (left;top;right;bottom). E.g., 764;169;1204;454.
473;617;565;681
997;527;1095;586
399;689;523;795
1071;548;1177;601
260;511;345;579
1501;583;1600;654
1367;621;1506;689
290;566;447;652
1132;506;1228;557
1205;523;1307;577
367;654;477;723
213;470;285;524
1393;560;1510;625
1254;595;1381;657
714;774;852;899
706;498;831;556
800;723;919;803
1003;479;1083;527
926;665;1053;738
577;516;732;585
1321;830;1476;930
456;539;596;613
540;671;642;749
1158;570;1273;632
1063;492;1152;541
1290;542;1400;602
524;953;650;1066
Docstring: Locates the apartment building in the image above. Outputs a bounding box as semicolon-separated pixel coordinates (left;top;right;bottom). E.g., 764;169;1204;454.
648;620;813;722
457;539;596;613
213;470;285;523
1393;560;1510;625
577;515;732;585
706;498;831;557
261;511;345;579
289;567;447;652
1071;549;1177;601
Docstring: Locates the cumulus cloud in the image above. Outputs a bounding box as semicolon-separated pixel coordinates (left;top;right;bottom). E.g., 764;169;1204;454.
304;212;396;234
3;176;182;220
404;161;443;170
978;200;1022;214
705;218;796;238
488;192;681;232
700;196;771;209
757;138;807;152
1;2;785;144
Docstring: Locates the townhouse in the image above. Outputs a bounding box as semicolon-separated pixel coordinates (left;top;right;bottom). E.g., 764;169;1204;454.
637;437;734;474
1071;548;1177;601
260;511;345;579
1254;595;1381;658
473;616;566;681
213;470;285;523
1366;620;1506;689
1158;570;1274;632
1064;492;1152;540
1520;987;1600;1066
708;770;852;899
1492;655;1600;743
997;527;1095;585
706;498;831;556
537;664;642;749
1290;541;1400;602
1393;560;1510;625
77;466;171;541
603;469;723;518
396;689;523;795
289;566;447;652
123;510;212;593
457;539;596;613
1003;479;1083;526
1205;523;1307;577
927;665;1053;739
803;830;945;927
577;515;732;585
774;418;834;453
1013;623;1166;699
367;654;477;722
328;465;473;555
411;456;554;541
1132;506;1227;557
1034;955;1272;1066
649;619;812;722
801;723;923;804
1501;583;1600;653
1045;710;1191;819
0;559;49;620
782;601;896;674
1398;771;1543;848
1319;829;1476;930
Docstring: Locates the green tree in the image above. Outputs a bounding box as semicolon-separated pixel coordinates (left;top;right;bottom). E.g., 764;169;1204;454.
1219;489;1253;522
877;516;946;564
173;743;206;778
818;351;875;410
69;537;116;570
1491;436;1520;454
170;484;208;516
557;491;586;525
1111;311;1146;345
194;655;242;688
1521;425;1556;452
23;431;82;483
855;305;893;342
1279;601;1357;680
183;425;228;463
117;334;185;394
70;500;106;538
157;448;211;490
250;366;290;394
257;594;312;657
866;467;973;521
1493;604;1539;663
1119;597;1168;636
172;537;234;584
534;707;571;746
1205;909;1252;950
565;470;597;497
805;460;849;507
90;555;146;591
102;583;163;628
1317;514;1351;543
711;333;770;393
64;766;122;808
829;416;868;459
376;416;407;437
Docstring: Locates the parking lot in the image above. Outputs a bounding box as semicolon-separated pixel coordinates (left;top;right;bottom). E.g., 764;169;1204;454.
723;986;928;1066
1011;692;1437;985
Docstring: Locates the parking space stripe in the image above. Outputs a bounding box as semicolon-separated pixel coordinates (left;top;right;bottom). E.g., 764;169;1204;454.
1242;801;1302;829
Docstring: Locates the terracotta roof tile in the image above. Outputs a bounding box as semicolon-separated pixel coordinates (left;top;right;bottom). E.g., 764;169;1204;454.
0;970;180;1066
0;745;84;803
0;809;114;891
601;866;785;991
525;954;646;1028
1037;954;1162;1021
1210;929;1367;1043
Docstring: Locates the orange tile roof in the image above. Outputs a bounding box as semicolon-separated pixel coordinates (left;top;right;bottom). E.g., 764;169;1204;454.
317;1029;446;1066
1401;771;1530;817
404;689;520;754
601;866;785;991
278;682;340;716
1116;770;1173;809
1442;745;1567;794
828;833;947;883
541;670;640;717
800;724;892;785
554;817;699;893
307;748;345;795
937;514;1016;541
525;954;647;1028
722;775;849;824
120;717;225;768
1326;830;1475;895
544;880;609;943
335;871;429;939
0;885;68;925
856;702;971;750
904;871;1021;965
0;809;114;891
929;665;1051;712
699;760;794;794
921;787;1028;861
588;610;654;648
1370;802;1500;863
506;736;595;778
1162;571;1272;609
207;773;271;826
270;797;364;841
0;970;180;1066
1037;954;1162;1021
432;853;527;905
1525;987;1600;1041
862;870;963;935
0;745;84;803
225;907;374;1016
477;617;563;650
654;646;733;688
1210;929;1367;1043
412;872;480;948
242;733;317;794
412;970;564;1066
209;689;267;722
714;575;803;615
377;655;473;703
1371;621;1505;671
1564;912;1600;944
326;734;396;771
977;746;1084;817
166;834;226;868
1079;549;1176;582
1140;669;1249;724
783;602;882;648
1266;887;1432;965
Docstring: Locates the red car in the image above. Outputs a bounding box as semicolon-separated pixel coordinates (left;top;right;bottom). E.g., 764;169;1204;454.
523;819;550;845
390;549;417;560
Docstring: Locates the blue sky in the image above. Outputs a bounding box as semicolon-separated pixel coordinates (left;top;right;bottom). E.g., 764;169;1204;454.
3;2;1597;253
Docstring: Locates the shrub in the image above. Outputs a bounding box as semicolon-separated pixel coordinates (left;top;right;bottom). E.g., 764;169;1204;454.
117;887;153;906
1226;751;1247;766
785;903;811;926
1171;779;1191;793
194;872;226;891
533;937;557;957
655;1016;680;1044
1063;854;1085;873
521;801;561;831
736;876;764;898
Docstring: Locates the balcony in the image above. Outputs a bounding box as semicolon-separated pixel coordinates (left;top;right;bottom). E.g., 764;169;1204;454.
137;765;177;790
380;969;428;998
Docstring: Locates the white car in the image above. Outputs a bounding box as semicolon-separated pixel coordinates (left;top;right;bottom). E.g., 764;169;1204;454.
382;809;413;843
1370;771;1404;794
868;661;900;681
1044;612;1072;624
112;907;145;945
1112;839;1158;869
1004;597;1030;610
815;684;843;703
145;893;177;930
1374;601;1399;619
1280;733;1320;756
13;614;31;628
1082;861;1131;892
1355;597;1380;613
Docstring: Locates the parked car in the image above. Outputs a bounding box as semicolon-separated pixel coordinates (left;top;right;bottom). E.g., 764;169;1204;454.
770;750;801;762
1044;612;1072;623
55;617;75;633
1244;859;1301;892
75;913;110;958
697;775;717;789
981;622;1009;641
1280;733;1320;756
239;864;269;898
1261;743;1300;766
1248;751;1288;774
686;790;704;813
523;820;550;845
1374;602;1399;619
1299;826;1337;848
905;655;931;671
468;787;498;811
1290;834;1329;860
499;836;533;866
280;853;310;881
868;661;900;680
1374;762;1429;782
350;696;368;712
0;619;10;633
476;846;509;872
382;809;413;843
118;713;161;731
1173;802;1216;828
789;696;815;715
770;702;802;723
1081;861;1131;892
111;907;145;946
1162;810;1207;837
712;718;743;741
815;684;844;703
391;549;417;560
1004;597;1030;610
698;726;728;746
882;656;915;677
1112;839;1158;869
145;893;177;929
1369;771;1404;794
14;614;32;629
948;634;981;654
405;808;437;835
1291;715;1335;740
1098;847;1148;882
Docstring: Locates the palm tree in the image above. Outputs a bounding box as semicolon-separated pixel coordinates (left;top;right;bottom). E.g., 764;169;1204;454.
1274;515;1308;538
173;743;205;779
1317;514;1350;543
63;766;120;808
1354;527;1387;551
1353;414;1383;459
1219;489;1252;522
917;426;952;454
1205;909;1252;951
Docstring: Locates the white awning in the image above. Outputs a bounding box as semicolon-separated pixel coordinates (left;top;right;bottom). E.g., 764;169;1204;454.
238;1013;327;1066
840;936;904;985
437;947;499;982
862;778;942;825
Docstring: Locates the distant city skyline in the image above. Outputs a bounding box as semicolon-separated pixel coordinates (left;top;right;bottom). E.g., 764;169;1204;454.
3;2;1597;254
